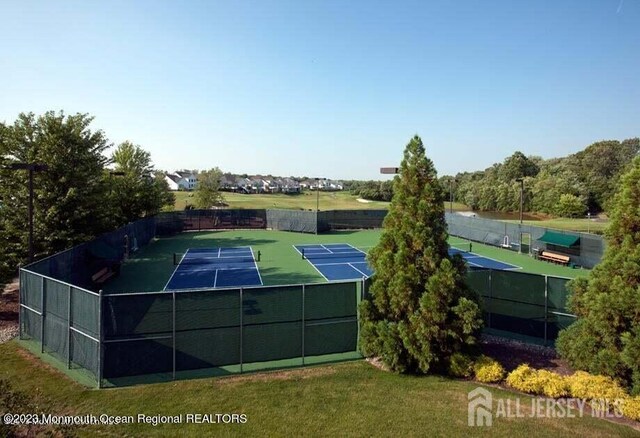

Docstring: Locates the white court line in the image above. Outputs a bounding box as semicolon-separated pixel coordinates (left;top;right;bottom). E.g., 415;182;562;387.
249;247;264;285
213;269;219;288
320;244;334;254
346;243;368;256
465;251;521;270
218;247;221;258
163;250;188;290
348;262;370;278
292;245;330;281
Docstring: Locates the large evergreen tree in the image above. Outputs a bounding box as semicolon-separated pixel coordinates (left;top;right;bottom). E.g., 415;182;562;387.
359;135;483;373
557;155;640;394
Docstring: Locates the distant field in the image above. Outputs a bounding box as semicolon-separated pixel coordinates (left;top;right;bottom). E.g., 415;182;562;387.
503;218;609;234
171;190;471;211
170;191;609;234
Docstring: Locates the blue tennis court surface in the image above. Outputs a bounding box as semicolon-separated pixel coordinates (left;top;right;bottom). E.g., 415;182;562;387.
449;247;519;270
295;244;373;281
164;247;262;291
296;243;519;281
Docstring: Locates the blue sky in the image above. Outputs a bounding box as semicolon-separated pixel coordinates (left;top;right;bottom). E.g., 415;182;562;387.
1;1;638;179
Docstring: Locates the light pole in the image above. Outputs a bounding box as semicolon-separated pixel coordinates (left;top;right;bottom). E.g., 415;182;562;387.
449;178;457;214
515;178;524;225
7;163;49;263
314;178;325;212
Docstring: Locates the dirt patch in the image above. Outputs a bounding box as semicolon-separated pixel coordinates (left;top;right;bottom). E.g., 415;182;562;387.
0;278;19;343
215;366;338;386
1;278;19;327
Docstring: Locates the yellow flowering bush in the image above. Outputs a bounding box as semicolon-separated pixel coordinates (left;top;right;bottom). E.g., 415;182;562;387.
536;370;570;398
621;396;640;421
505;364;541;393
473;355;505;383
566;371;627;401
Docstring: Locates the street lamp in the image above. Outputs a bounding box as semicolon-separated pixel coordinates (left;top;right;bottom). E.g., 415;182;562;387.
515;178;524;225
314;177;326;212
6;162;49;263
449;178;458;214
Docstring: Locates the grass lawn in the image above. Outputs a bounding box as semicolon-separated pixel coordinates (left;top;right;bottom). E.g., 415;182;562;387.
0;341;636;437
171;191;608;236
105;229;586;294
171;190;470;212
503;218;609;234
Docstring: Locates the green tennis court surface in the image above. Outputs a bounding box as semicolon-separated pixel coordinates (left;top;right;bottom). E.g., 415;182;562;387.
103;230;588;294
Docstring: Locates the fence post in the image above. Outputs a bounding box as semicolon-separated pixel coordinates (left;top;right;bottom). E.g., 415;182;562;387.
41;275;46;350
301;284;305;366
67;285;72;368
172;291;176;380
98;289;103;389
544;275;549;345
487;270;492;329
239;288;243;374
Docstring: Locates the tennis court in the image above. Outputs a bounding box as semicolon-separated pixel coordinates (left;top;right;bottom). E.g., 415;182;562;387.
164;246;263;290
449;244;520;270
295;243;374;281
295;242;519;282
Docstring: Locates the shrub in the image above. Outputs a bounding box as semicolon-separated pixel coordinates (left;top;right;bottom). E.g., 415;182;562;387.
505;364;541;394
448;352;474;378
536;370;570;398
567;371;627;401
621;396;640;421
473;356;505;383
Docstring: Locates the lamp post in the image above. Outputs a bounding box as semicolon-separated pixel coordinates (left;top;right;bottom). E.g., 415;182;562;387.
314;178;325;212
7;163;49;263
449;178;458;214
515;178;524;225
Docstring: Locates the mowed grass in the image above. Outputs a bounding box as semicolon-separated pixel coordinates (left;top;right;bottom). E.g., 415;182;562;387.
1;342;636;438
173;191;392;211
105;229;586;294
503;218;609;234
171;191;608;235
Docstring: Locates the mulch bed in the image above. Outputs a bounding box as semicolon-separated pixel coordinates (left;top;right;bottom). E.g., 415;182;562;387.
0;278;19;343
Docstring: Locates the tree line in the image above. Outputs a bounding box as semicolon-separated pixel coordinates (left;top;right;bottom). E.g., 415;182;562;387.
347;139;639;217
0;111;175;286
445;139;639;216
344;180;394;202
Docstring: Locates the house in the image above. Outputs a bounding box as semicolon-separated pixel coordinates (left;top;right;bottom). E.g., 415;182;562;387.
164;170;198;191
280;178;301;193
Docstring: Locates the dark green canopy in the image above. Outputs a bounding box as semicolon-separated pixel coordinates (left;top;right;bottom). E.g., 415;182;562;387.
538;231;580;247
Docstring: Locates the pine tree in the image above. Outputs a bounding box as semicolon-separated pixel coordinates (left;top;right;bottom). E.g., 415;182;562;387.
359;135;482;373
557;155;640;394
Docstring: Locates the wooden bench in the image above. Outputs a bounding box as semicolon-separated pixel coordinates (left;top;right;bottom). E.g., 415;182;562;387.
539;251;570;266
91;266;118;285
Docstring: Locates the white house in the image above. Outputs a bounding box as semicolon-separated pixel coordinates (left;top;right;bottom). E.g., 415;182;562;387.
164;171;198;191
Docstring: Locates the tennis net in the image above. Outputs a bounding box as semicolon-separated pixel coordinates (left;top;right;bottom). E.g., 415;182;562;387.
449;242;471;254
174;251;261;265
301;248;368;260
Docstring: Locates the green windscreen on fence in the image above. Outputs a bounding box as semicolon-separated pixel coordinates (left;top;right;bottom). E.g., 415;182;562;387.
98;281;361;384
102;293;173;378
242;285;303;364
304;282;358;357
546;276;576;339
175;289;241;371
464;268;576;344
